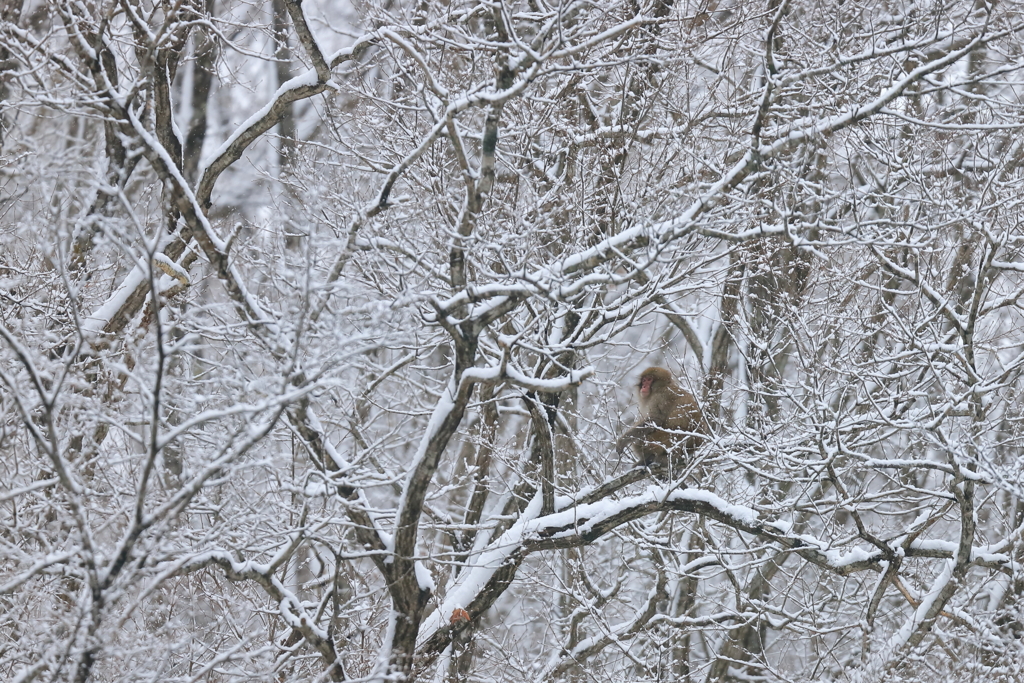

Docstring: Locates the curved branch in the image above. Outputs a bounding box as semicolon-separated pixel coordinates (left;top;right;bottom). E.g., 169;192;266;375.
415;479;1006;664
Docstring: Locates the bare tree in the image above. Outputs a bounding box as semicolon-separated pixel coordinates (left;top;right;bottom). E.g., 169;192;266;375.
4;1;1024;682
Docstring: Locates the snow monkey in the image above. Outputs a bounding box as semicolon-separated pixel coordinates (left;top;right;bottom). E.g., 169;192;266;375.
616;367;706;472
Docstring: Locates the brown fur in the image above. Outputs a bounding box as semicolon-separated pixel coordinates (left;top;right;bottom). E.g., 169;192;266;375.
616;367;705;471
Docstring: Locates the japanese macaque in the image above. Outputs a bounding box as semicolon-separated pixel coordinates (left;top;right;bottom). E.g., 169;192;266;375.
616;367;706;471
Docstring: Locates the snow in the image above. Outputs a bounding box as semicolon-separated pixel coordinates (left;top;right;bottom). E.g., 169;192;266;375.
869;559;956;674
152;252;189;283
503;364;594;391
419;486;766;645
82;266;147;334
10;4;1024;680
415;561;435;592
669;488;759;525
304;481;328;497
417;493;540;643
199;70;321;179
306;409;353;473
397;375;459;511
825;546;874;568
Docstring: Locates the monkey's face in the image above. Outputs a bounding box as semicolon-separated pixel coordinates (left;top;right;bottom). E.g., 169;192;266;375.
639;374;656;398
637;367;674;403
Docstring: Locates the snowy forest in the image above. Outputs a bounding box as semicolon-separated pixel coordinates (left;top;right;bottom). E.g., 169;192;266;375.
4;0;1024;681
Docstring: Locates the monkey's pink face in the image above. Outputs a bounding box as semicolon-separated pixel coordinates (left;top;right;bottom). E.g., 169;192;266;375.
639;375;654;397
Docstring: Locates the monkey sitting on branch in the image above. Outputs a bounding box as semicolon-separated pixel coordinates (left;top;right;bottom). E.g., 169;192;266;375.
616;367;707;476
